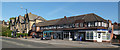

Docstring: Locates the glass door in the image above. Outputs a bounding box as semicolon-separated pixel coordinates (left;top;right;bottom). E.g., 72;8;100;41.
97;32;102;42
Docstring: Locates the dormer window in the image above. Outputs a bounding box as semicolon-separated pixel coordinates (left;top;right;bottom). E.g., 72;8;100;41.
88;22;90;27
80;23;83;27
95;22;98;26
98;22;101;26
75;23;79;27
102;22;104;27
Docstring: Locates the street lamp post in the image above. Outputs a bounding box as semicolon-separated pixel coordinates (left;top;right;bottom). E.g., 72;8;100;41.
21;7;28;30
21;7;28;38
21;7;28;14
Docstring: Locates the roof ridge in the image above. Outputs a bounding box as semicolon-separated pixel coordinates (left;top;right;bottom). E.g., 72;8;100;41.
43;13;95;22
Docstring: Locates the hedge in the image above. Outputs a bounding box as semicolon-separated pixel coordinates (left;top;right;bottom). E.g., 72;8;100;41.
2;30;12;37
16;33;28;37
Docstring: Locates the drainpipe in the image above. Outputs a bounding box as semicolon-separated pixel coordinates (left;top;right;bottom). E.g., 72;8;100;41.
62;32;64;40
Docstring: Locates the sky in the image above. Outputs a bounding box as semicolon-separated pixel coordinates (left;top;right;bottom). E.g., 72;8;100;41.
2;2;118;23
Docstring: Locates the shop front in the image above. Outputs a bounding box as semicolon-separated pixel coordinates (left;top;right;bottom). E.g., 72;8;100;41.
42;30;74;40
85;29;111;42
41;29;111;42
42;31;53;40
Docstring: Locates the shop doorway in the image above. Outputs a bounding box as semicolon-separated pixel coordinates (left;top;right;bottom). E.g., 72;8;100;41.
97;32;102;42
53;33;62;39
79;32;86;41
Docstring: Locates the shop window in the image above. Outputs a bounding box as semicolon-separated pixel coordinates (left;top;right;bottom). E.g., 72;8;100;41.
72;24;75;28
90;32;93;39
66;25;70;28
102;32;106;40
75;23;79;27
94;32;97;39
107;33;110;40
64;32;69;39
86;32;89;39
86;31;93;40
69;24;73;28
80;23;83;27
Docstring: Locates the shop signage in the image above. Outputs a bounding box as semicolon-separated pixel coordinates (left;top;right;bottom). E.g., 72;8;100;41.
97;29;107;31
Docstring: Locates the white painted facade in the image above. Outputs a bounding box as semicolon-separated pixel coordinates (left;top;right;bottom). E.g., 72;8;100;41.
85;30;111;42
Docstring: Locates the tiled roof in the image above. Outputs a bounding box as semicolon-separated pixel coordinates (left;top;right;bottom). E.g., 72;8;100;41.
36;13;108;27
113;23;120;30
36;16;46;21
27;12;46;21
18;16;24;23
28;13;38;20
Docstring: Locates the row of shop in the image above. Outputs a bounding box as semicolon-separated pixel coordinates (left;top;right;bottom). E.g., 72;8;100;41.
29;13;113;42
32;29;111;42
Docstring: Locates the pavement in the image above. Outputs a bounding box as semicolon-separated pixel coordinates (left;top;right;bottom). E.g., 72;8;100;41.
1;36;120;48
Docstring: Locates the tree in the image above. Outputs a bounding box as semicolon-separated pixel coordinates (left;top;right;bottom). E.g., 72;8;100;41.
2;25;12;37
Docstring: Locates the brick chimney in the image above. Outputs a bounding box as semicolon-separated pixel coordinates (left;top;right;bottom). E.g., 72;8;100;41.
64;16;67;19
29;12;32;14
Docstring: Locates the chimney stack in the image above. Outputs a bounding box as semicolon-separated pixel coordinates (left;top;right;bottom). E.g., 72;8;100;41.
29;12;32;14
64;16;67;19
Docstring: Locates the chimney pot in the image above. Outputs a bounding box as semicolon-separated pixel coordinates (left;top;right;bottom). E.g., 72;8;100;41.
64;16;67;19
29;12;32;14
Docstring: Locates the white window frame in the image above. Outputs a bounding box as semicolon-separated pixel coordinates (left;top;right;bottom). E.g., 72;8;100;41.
86;31;94;40
95;22;98;26
88;22;91;27
98;22;101;26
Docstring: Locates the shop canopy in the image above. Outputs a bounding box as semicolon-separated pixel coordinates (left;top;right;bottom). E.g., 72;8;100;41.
43;30;62;33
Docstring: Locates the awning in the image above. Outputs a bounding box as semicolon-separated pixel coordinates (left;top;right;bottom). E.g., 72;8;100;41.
43;30;53;33
43;30;63;33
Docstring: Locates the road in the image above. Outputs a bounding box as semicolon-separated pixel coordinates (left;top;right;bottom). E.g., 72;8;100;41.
1;37;79;48
1;37;120;48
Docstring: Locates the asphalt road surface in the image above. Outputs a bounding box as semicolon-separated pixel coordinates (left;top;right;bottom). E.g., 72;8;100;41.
2;37;79;48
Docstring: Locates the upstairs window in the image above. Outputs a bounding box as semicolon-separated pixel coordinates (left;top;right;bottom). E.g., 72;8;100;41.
75;23;79;27
80;23;83;27
102;22;104;27
98;22;101;26
95;22;98;26
88;22;90;27
91;22;94;27
69;24;73;28
53;26;56;29
72;24;75;28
